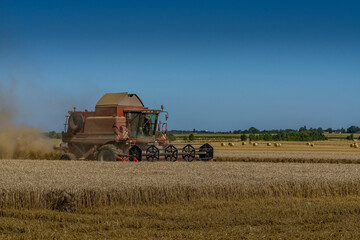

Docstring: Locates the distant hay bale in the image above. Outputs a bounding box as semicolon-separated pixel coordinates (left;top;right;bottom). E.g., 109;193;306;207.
228;142;234;147
354;143;359;148
310;143;314;147
267;143;272;146
350;144;354;148
306;142;311;146
242;142;247;145
274;143;282;147
252;143;258;146
220;143;226;147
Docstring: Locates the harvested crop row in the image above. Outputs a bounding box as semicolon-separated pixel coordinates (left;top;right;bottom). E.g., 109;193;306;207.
1;160;360;210
215;151;360;163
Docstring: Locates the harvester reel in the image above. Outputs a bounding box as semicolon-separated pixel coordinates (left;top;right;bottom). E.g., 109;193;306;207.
165;144;178;161
199;143;214;161
129;145;142;161
182;144;196;162
146;145;160;161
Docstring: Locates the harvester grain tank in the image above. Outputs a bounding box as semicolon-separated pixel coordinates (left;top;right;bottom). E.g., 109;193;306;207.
60;93;213;161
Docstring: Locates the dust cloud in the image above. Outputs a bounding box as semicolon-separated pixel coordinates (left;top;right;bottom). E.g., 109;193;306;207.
0;82;58;159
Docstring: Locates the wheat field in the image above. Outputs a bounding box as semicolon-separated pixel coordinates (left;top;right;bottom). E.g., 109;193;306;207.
1;160;360;209
2;160;360;238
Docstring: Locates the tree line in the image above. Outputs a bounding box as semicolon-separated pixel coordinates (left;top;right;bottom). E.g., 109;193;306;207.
240;131;327;142
169;125;360;135
233;126;360;134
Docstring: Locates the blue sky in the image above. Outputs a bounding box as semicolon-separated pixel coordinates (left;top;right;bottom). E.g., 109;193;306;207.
0;0;359;131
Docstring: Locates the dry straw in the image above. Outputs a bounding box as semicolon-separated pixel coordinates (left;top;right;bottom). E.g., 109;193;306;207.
2;160;360;210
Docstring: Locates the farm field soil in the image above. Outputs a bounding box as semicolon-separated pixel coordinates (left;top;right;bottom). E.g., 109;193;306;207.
2;196;360;239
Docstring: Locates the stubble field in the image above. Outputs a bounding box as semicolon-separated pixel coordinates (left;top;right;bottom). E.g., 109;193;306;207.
210;140;360;163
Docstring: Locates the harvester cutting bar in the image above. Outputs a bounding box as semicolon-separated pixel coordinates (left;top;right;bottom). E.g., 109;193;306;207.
128;143;213;162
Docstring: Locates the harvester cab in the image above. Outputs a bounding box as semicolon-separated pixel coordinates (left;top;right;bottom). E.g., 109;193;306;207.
60;92;213;162
125;109;161;138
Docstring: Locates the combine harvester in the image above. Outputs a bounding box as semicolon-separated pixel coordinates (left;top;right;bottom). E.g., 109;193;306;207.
60;93;213;161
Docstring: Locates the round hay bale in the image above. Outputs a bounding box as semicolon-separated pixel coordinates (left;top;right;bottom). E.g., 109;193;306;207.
306;142;311;146
220;143;226;147
310;143;314;147
228;142;234;147
267;143;272;146
350;143;354;148
242;142;247;145
252;142;258;146
354;143;359;148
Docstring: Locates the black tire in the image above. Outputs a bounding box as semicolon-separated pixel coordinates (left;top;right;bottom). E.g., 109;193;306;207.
60;153;77;160
68;113;84;133
97;144;122;161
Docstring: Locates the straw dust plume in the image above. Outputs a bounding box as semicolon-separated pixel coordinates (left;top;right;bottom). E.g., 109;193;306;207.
0;83;57;159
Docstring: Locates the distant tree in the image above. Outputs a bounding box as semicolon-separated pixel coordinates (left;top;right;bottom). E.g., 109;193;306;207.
263;133;273;141
255;134;264;141
189;134;195;141
248;127;260;134
249;134;256;141
183;135;188;142
299;126;307;132
347;126;360;133
347;134;355;140
325;128;333;133
167;133;176;142
240;134;247;141
316;128;323;134
48;131;61;139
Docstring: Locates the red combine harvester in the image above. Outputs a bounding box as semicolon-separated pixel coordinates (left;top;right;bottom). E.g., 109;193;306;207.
60;93;213;161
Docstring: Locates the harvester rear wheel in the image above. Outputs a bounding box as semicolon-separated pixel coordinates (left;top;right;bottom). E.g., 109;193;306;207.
97;144;122;161
60;153;77;160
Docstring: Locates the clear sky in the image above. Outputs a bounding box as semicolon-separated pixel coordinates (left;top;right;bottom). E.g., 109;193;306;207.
0;0;359;132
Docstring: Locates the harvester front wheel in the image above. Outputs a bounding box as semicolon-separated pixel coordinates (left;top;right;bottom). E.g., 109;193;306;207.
60;153;77;160
97;144;122;161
